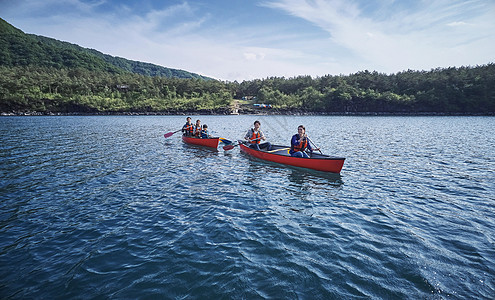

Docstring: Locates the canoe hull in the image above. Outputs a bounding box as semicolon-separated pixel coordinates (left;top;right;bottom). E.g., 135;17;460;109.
182;136;220;148
239;144;345;173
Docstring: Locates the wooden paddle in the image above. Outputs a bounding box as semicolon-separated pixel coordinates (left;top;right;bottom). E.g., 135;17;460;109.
223;141;242;151
223;141;244;151
164;129;182;138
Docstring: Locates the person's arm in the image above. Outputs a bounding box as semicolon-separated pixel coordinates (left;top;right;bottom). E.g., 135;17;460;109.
244;129;251;141
259;130;266;141
290;135;297;153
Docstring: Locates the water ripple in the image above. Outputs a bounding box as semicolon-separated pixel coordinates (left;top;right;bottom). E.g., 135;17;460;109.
1;116;494;299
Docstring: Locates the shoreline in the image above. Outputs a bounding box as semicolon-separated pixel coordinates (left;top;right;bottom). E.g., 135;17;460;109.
2;110;494;117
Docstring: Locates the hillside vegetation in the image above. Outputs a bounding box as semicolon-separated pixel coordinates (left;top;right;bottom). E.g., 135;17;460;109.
0;18;209;79
1;18;494;114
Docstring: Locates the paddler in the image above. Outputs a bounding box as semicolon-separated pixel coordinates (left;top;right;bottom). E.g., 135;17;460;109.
244;120;272;151
194;119;202;138
290;125;319;158
182;117;194;136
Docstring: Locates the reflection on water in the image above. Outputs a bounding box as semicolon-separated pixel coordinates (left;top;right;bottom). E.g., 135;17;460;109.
180;143;221;164
241;152;344;186
287;168;343;187
182;143;219;154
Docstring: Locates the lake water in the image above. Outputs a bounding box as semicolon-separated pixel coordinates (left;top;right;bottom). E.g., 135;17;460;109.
1;115;494;299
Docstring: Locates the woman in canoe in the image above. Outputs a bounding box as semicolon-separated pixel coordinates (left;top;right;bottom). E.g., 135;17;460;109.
244;120;272;151
194;119;202;138
290;125;320;158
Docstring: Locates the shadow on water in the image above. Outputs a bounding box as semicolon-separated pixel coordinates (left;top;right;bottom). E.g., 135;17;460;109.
160;140;222;172
181;143;219;157
287;168;343;187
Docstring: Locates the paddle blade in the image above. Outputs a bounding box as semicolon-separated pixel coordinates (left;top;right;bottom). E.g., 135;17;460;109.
219;138;232;145
163;132;175;138
223;144;235;151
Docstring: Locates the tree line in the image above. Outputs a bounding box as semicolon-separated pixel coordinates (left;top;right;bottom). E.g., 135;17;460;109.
1;17;494;114
236;64;495;114
1;63;494;114
0;66;231;113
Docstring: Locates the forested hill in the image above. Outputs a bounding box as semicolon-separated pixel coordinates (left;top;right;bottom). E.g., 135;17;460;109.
0;18;210;79
1;18;494;115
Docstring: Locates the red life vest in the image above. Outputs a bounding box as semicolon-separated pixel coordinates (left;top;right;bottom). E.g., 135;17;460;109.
194;125;202;137
293;136;308;152
250;129;261;144
183;123;194;135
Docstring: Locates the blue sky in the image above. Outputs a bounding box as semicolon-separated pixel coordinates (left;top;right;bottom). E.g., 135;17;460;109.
2;0;494;81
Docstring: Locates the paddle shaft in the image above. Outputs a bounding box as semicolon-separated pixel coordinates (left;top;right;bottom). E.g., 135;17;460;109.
163;128;182;138
307;136;323;154
223;137;263;150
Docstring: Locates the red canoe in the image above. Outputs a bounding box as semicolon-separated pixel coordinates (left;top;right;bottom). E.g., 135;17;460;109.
239;143;345;173
182;135;220;149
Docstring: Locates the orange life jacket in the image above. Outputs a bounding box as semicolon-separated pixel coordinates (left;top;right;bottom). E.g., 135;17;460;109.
194;125;201;137
183;123;194;135
293;137;308;152
249;129;261;144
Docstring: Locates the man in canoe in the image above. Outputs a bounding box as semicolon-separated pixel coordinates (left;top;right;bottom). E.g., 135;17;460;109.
244;120;272;151
182;117;194;136
290;125;319;158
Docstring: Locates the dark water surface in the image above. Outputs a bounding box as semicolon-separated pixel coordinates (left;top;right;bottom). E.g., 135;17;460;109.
1;115;494;299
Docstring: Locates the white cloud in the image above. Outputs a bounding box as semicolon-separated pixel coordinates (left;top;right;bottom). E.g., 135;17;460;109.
243;52;266;61
447;21;469;27
262;0;495;73
2;0;494;81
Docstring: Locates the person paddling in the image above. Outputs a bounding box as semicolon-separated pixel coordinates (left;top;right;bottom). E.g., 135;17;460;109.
244;120;272;151
194;119;202;138
182;117;194;136
290;125;319;158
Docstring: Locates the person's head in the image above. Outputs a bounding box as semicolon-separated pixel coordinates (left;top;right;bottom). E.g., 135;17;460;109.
203;124;208;129
186;117;191;123
196;119;201;125
254;120;261;129
297;125;306;135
